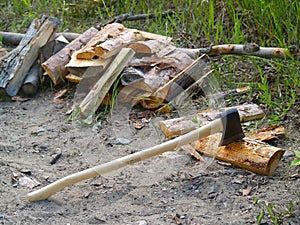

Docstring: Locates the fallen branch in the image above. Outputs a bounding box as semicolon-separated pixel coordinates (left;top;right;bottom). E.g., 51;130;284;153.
179;43;300;59
95;9;175;29
0;31;79;46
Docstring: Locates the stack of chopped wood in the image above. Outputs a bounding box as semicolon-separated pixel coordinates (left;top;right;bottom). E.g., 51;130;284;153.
40;22;212;118
0;17;288;176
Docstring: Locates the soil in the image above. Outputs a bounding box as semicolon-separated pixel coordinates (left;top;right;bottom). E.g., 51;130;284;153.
0;86;299;225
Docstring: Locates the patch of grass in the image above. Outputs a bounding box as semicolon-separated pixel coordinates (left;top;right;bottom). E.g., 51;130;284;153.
253;198;296;225
291;150;300;167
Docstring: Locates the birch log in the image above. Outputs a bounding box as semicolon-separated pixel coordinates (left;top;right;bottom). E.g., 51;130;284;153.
179;43;300;59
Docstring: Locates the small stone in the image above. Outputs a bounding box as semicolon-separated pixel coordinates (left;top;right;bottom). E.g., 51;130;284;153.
115;137;131;145
92;122;102;131
136;220;148;225
40;143;50;150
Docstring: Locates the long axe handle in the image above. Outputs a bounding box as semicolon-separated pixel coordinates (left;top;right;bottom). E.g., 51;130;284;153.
27;116;226;202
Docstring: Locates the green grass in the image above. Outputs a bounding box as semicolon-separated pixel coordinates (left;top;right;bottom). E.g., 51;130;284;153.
253;198;296;225
0;0;299;123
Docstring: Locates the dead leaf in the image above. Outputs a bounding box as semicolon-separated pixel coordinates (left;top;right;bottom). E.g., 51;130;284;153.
11;96;31;102
242;186;252;196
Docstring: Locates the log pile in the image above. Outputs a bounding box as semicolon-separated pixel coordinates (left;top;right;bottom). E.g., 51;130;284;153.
0;16;289;176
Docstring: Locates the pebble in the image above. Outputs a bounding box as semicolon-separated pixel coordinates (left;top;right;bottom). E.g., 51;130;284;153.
115;137;131;145
135;220;148;225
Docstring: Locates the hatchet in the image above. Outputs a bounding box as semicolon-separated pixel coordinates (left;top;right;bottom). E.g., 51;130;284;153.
27;108;244;202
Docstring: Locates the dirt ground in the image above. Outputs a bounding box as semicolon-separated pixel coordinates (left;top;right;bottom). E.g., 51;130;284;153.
0;86;299;225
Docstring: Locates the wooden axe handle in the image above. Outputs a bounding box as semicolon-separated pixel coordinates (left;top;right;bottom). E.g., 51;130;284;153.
27;118;223;202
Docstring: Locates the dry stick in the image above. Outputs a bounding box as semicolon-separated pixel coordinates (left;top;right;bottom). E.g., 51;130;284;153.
27;117;224;202
178;44;300;59
0;31;79;46
95;9;175;29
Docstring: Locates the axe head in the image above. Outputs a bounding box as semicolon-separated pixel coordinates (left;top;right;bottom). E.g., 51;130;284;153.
219;108;245;146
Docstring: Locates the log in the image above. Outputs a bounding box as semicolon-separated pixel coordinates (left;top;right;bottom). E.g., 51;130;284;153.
0;16;60;96
69;62;113;114
128;39;174;54
79;48;135;118
21;61;42;97
158;104;264;138
191;135;285;176
139;54;210;109
41;27;98;85
75;23;172;60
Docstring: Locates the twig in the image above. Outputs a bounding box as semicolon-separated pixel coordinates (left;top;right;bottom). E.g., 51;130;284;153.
95;9;175;29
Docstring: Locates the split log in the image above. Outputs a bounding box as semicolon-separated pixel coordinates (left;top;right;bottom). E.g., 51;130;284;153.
179;43;300;59
79;48;135;118
158;104;264;138
69;61;113;114
191;135;285;176
75;23;172;60
41;27;98;85
0;16;60;96
0;31;79;46
128;40;175;54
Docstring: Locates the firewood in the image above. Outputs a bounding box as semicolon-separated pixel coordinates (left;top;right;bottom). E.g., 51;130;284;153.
69;63;113;114
158;104;265;138
65;74;82;83
190;135;284;176
79;48;135;118
21;62;42;97
41;27;98;85
75;23;172;60
139;54;210;109
0;16;60;96
128;39;173;54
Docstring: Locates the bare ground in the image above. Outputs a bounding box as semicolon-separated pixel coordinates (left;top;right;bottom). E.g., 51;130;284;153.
0;86;299;225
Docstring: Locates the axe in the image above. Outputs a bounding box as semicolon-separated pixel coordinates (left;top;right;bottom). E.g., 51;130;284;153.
27;108;244;202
